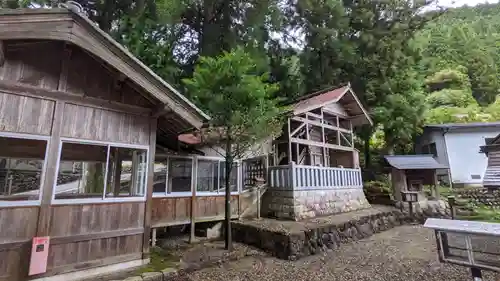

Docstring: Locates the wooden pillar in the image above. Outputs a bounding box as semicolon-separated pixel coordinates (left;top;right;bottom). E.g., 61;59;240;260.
36;100;65;237
336;116;340;145
287;118;292;163
391;168;406;202
321;108;327;166
190;155;198;243
112;150;122;196
142;117;157;258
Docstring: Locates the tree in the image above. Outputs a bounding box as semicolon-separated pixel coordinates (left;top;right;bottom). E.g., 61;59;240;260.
183;48;286;250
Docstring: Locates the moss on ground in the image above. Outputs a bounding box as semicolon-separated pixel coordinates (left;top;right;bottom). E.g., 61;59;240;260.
135;247;180;274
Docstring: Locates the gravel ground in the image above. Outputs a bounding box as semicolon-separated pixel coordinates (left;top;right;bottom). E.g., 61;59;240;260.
180;225;500;281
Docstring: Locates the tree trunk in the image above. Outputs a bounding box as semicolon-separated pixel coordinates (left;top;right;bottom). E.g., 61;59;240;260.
224;129;233;251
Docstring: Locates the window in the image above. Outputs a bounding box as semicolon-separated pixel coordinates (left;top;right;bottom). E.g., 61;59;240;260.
153;156;240;196
168;157;192;193
0;135;48;202
54;141;148;201
105;147;147;198
422;142;437;157
152;161;167;193
197;159;219;193
219;161;238;193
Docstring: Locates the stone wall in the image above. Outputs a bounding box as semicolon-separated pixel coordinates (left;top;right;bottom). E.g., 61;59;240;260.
455;188;500;207
261;188;371;221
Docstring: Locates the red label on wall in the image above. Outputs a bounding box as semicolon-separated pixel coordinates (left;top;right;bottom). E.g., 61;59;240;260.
29;236;50;276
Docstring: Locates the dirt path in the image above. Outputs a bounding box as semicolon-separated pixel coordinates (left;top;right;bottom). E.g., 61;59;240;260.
182;225;500;281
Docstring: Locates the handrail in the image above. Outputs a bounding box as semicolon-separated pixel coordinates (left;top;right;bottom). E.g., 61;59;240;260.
268;164;363;191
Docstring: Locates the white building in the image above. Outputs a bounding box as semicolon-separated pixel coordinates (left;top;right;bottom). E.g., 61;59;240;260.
415;122;500;187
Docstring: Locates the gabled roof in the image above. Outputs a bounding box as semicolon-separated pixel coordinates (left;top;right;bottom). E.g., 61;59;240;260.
290;84;373;126
384;155;448;170
0;8;209;131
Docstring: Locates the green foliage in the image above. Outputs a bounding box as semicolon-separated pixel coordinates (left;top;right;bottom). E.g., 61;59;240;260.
183;48;286;159
426;89;477;108
425;68;471;92
416;3;500;106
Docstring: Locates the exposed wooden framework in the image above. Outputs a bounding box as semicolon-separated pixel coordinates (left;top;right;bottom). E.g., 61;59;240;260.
272;84;370;168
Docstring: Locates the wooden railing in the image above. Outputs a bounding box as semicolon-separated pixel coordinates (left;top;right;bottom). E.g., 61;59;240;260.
268;163;363;190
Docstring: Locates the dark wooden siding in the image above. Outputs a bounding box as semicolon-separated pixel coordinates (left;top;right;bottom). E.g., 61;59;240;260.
42;203;145;276
151;195;240;227
61;103;150;145
195;195;239;222
0;41;63;90
0;207;39;281
0;92;54;135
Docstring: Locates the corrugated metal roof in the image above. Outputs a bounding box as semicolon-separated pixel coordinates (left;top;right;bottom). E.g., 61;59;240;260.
292;86;348;114
426;122;500;130
384;155;448;170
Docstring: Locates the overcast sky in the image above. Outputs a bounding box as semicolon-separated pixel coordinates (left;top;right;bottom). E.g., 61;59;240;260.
437;0;499;7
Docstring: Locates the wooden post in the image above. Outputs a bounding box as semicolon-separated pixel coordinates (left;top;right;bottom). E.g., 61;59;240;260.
287;118;292;164
321;108;327;167
336;116;340;145
190;155;198;243
142;117;157;258
36;100;65;237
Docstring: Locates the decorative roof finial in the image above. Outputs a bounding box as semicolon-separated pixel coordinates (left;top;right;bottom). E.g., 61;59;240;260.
59;1;84;14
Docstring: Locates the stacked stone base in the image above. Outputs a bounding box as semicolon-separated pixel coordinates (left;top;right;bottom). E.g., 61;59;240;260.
262;188;371;220
233;203;451;261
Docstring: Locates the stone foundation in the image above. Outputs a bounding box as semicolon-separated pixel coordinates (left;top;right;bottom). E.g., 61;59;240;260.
262;188;371;221
233;203;450;261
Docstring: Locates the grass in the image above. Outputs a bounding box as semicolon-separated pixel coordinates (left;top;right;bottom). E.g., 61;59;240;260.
457;206;500;223
135;247;180;274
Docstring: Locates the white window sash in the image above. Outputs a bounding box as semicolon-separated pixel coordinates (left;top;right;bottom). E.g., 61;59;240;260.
0;132;50;207
52;138;149;204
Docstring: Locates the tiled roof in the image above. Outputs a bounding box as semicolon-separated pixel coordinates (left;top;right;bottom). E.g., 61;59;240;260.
384;155;448;170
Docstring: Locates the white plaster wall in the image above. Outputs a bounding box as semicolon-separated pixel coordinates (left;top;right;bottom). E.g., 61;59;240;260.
416;130;450;182
444;130;500;185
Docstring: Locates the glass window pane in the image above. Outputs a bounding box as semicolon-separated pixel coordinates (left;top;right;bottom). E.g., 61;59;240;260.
153;161;167;193
168;157;192;193
0;136;47;201
105;147;147;198
197;159;219;193
219;161;238;192
55;143;107;200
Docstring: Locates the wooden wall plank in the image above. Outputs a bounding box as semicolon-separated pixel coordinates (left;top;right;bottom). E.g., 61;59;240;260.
49;203;145;237
0;247;29;281
195;195;239;220
0;91;54;135
0;41;63;91
61;103;150;145
151;197;191;227
46;234;142;271
0;207;38;244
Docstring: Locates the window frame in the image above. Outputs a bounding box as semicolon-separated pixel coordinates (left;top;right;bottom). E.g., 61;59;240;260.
52;137;149;205
0;131;50;207
153;155;241;198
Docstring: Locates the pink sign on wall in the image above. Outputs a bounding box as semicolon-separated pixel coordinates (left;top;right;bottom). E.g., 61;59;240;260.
29;236;50;276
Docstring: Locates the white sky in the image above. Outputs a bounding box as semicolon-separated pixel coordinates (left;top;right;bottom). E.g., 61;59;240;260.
437;0;499;7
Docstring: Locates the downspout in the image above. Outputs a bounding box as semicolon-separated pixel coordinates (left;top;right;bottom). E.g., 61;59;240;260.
441;128;453;187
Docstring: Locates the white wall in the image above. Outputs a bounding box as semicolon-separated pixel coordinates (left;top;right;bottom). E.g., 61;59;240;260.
445;130;500;185
415;130;449;181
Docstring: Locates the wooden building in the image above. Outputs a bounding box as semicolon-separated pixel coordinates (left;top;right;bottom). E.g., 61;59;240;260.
264;85;374;220
480;133;500;188
177;85;375;221
384;155;448;202
0;7;211;281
